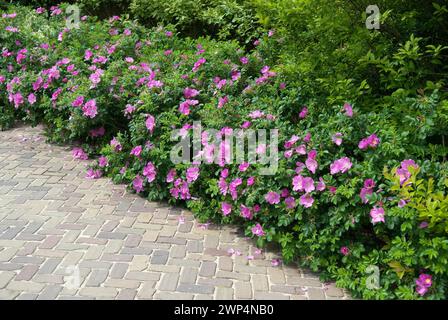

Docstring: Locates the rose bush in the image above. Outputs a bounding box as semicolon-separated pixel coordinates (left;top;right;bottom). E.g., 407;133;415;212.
1;4;447;299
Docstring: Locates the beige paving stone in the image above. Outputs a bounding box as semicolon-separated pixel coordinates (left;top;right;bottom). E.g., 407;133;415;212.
235;281;253;299
148;265;180;273
79;287;118;298
0;271;15;289
125;271;160;281
104;239;123;254
268;268;286;284
61;251;84;267
215;287;234;300
142;230;159;242
218;256;233;272
154;292;194;300
104;279;141;289
252;274;269;291
129;256;149;272
7;281;45;293
0;248;18;262
84;245;104;260
0;289;20;300
158;273;179;291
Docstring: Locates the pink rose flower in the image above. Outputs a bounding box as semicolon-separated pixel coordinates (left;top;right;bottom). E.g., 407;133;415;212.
221;202;232;216
98;156;108;168
239;162;250;172
332;133;343;146
396;159;419;186
72;147;88;160
166;169;176;183
143;162;157;183
285;196;296;209
110;137;122;152
82;99;97;118
130;145;142;157
358;134;380;150
133;175;144;193
284;135;300;149
344;103;353;117
240;205;253;220
28;93;36;105
340;246;350;256
316;177;326;191
265;191;280;205
415;274;432;296
360;179;375;203
186;167;200;183
370;206;385;224
330;157;353;175
146;115;155;133
86;168;102;179
183;87;199;99
220;168;229;178
251;223;265;237
299;193;314;208
299;107;308;119
240;56;249;64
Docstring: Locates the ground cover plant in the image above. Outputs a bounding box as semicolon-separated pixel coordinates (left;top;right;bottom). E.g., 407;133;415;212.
1;3;447;299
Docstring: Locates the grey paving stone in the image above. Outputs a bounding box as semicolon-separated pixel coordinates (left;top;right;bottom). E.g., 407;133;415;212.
97;232;127;240
0;271;15;289
38;258;62;275
116;288;137;300
186;240;203;253
86;269;109;287
124;234;142;248
199;261;216;277
179;267;197;284
121;247;153;255
151;250;169;265
16;293;39;300
37;285;63;300
176;283;215;294
110;263;128;279
125;271;160;281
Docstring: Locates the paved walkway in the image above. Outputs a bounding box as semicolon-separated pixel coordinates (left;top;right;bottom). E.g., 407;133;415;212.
0;125;350;300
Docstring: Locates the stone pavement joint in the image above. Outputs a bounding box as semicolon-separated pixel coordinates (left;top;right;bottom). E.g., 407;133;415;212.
0;125;350;300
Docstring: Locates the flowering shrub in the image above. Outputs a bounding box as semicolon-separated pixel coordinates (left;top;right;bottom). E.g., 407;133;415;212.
1;4;447;299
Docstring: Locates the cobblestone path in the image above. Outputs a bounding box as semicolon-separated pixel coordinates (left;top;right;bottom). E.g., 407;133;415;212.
0;125;350;300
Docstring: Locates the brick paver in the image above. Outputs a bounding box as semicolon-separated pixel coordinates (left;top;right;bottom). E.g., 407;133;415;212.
0;125;350;300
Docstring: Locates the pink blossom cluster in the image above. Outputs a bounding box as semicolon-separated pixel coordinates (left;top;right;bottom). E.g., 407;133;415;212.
330;157;353;175
370;206;385;224
396;159;419;186
360;179;375;204
415;274;432;296
255;65;276;85
358;133;380;150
